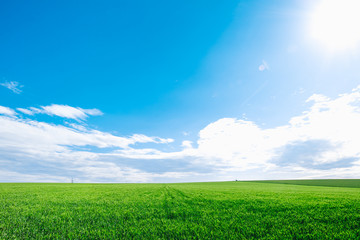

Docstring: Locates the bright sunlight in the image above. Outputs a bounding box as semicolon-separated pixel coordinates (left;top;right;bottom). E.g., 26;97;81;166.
309;0;360;51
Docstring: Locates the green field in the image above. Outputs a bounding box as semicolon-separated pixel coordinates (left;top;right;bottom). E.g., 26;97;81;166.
253;179;360;188
1;180;360;239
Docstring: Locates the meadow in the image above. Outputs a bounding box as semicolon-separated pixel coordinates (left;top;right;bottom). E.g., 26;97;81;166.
1;180;359;239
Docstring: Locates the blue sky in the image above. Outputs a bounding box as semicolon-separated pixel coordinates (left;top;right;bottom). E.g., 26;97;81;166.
1;0;360;182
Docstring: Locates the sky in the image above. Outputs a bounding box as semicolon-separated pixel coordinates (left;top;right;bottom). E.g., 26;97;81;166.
1;0;360;182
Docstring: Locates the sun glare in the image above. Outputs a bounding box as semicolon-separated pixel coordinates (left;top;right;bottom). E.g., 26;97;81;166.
309;0;360;51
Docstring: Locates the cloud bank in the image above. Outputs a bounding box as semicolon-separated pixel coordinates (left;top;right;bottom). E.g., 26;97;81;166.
1;86;360;182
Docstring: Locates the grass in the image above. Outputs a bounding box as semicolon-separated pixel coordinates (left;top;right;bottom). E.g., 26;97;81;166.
1;180;360;239
253;179;360;188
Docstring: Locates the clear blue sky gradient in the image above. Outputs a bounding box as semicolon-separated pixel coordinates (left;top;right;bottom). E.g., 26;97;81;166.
2;0;359;137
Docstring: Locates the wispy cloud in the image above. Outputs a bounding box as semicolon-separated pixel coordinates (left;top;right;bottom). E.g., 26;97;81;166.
0;106;16;116
41;104;103;120
17;108;34;115
258;60;270;71
18;104;103;121
0;115;172;150
0;81;23;94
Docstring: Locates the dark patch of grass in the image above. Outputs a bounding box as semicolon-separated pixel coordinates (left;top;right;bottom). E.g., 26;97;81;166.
252;179;360;188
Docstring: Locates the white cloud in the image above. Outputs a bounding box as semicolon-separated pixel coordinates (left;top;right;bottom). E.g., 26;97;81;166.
2;86;360;182
0;169;71;183
130;134;174;144
111;85;360;179
0;111;176;182
16;108;34;115
258;60;270;71
191;85;360;176
0;115;174;152
82;108;103;116
0;81;23;94
42;105;89;119
182;140;193;149
0;106;16;116
196;118;269;169
17;104;103;121
41;104;103;120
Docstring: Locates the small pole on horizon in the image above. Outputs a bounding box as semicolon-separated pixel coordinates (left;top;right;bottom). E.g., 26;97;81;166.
71;177;74;184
